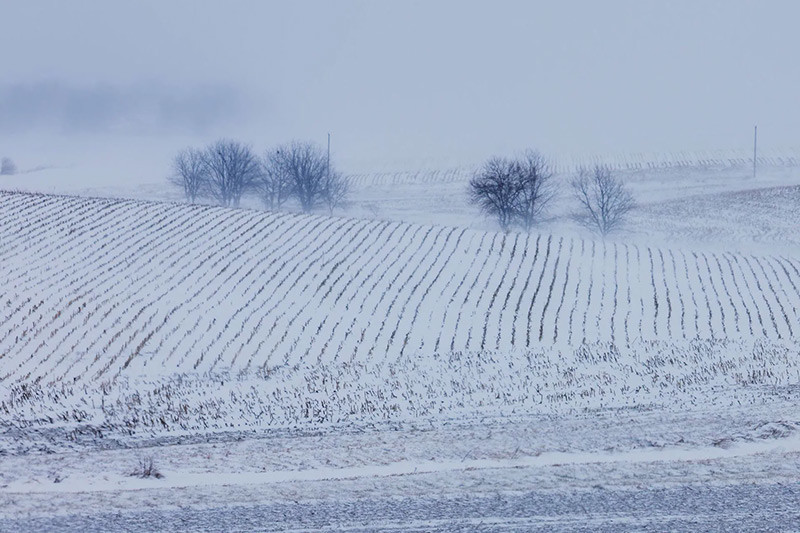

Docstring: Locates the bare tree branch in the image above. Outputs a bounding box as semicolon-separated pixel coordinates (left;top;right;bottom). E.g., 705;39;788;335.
285;141;326;212
266;141;347;213
322;170;350;214
168;148;206;203
514;151;556;232
257;148;294;210
202;139;259;208
469;153;556;232
571;165;635;237
469;157;521;232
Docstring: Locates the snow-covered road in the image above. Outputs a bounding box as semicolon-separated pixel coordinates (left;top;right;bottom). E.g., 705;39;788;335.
2;482;798;532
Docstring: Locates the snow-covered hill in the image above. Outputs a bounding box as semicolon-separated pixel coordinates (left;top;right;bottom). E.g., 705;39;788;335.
2;191;798;384
1;191;799;433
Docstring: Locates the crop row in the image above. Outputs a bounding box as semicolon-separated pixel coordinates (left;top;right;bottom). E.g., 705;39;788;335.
1;191;799;385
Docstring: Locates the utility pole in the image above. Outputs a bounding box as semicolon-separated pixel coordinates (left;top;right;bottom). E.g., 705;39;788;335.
753;125;758;179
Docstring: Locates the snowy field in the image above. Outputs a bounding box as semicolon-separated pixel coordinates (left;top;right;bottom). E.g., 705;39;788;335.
2;400;800;531
1;151;800;530
5;147;800;254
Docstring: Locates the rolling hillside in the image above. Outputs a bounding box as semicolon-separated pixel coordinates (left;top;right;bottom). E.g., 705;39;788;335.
1;190;799;387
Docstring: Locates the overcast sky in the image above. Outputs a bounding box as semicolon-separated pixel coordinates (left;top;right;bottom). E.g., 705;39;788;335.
1;0;798;174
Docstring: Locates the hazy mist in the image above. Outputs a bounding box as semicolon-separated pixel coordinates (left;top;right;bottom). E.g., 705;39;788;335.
0;81;244;135
2;0;798;174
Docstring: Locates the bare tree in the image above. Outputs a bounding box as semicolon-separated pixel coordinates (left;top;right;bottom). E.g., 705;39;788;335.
0;157;17;176
571;165;635;236
202;139;260;207
256;149;294;210
469;153;556;232
168;148;206;203
267;141;346;213
514;151;555;232
469;158;522;232
284;141;326;212
322;170;350;214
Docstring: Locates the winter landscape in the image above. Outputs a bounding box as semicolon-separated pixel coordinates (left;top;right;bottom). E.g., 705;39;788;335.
2;1;800;532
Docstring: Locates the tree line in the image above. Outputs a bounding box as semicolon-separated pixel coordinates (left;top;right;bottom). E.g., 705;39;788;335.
168;140;635;237
168;139;349;214
468;151;635;237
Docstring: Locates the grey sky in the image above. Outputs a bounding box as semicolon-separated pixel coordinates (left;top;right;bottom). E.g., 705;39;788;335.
0;82;242;135
2;0;798;172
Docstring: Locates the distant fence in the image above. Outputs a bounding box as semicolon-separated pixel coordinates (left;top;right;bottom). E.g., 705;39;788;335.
347;148;800;187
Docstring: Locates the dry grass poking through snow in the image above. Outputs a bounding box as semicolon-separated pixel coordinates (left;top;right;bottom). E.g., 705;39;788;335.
0;191;798;434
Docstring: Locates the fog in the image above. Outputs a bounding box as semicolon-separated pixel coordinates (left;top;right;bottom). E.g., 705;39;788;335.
1;0;798;176
0;82;243;135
